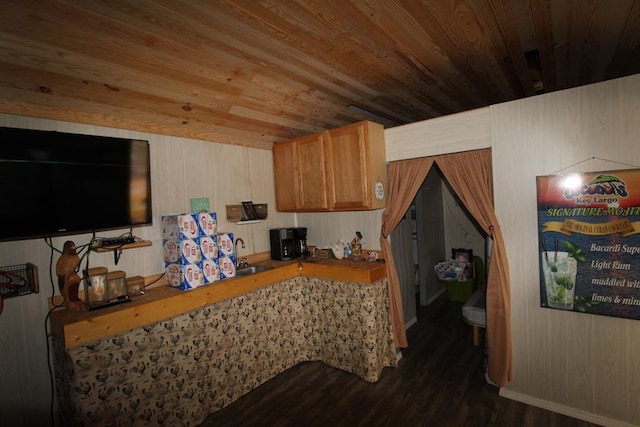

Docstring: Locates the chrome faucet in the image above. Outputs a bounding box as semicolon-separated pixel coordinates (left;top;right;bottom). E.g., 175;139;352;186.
234;237;247;268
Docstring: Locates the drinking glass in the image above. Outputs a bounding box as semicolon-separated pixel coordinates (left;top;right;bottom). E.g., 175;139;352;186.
542;251;577;310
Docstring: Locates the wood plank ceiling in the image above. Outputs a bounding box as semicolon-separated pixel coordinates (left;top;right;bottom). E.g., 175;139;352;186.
0;1;639;150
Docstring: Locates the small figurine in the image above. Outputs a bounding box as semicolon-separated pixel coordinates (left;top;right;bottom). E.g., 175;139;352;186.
351;231;363;256
56;240;84;311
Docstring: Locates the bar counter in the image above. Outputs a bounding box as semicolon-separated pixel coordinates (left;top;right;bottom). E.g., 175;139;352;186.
51;256;394;426
50;256;387;349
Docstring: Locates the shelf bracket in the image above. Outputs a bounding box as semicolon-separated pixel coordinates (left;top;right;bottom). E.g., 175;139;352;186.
114;249;123;265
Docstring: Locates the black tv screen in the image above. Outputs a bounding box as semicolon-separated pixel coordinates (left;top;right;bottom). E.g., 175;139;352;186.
0;127;152;241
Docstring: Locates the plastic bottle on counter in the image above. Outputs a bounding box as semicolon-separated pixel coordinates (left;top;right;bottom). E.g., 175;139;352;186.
344;243;352;258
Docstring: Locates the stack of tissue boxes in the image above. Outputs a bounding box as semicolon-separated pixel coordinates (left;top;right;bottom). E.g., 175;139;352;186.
162;212;236;290
216;232;236;280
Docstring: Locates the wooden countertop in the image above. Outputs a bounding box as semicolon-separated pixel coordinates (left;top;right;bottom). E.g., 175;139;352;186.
50;256;387;349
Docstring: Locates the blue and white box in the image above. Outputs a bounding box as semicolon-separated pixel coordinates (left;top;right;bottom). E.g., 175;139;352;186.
179;239;201;264
165;263;182;287
162;239;201;264
201;259;220;284
162;239;180;263
218;255;236;279
162;214;200;240
217;232;234;257
198;235;218;260
195;212;217;237
165;263;204;290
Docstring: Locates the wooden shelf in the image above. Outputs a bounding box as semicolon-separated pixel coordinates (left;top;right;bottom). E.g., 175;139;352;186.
91;240;152;264
91;240;152;252
226;203;268;222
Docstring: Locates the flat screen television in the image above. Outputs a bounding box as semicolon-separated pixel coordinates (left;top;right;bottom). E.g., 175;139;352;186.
0;126;152;242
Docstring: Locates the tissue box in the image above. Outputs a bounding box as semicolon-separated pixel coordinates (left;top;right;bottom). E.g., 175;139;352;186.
198;235;218;260
165;263;204;290
218;255;236;279
162;214;200;240
163;239;201;264
195;212;217;236
217;233;234;257
202;259;220;284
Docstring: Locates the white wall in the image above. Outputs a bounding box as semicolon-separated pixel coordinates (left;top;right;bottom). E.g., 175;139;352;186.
0;114;295;426
6;73;639;426
384;75;640;426
441;182;485;264
492;75;640;427
0;112;385;426
296;209;383;251
389;207;416;325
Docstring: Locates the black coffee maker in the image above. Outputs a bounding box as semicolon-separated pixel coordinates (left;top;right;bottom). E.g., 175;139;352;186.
292;227;308;259
270;227;308;260
269;228;295;260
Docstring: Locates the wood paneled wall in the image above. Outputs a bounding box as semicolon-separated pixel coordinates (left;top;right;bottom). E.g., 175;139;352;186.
384;74;640;426
385;107;491;162
416;168;447;306
4;71;639;425
389;208;416;326
0;113;295;425
0;111;383;425
492;76;640;427
441;180;486;267
296;210;384;252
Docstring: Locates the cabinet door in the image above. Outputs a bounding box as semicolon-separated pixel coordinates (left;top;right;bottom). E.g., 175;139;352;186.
296;133;329;210
273;141;298;211
273;121;385;212
327;123;369;209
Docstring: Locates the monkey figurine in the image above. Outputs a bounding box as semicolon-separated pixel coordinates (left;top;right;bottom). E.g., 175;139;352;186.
56;240;84;311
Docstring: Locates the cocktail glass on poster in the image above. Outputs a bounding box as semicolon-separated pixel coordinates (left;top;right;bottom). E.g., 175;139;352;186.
541;251;577;310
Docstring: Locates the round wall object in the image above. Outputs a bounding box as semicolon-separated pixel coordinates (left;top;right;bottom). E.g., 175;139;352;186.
375;180;385;200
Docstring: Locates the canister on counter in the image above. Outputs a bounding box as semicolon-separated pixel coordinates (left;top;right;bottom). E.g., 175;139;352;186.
126;275;145;296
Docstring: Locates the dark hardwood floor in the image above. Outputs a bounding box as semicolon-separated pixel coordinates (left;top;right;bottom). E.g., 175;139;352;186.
200;293;600;427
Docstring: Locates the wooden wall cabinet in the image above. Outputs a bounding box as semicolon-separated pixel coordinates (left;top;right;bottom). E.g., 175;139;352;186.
274;121;387;212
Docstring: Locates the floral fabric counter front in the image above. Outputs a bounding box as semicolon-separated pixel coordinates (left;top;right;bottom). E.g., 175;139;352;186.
53;275;396;426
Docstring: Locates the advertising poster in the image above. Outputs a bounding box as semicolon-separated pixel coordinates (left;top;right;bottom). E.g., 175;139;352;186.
536;169;640;319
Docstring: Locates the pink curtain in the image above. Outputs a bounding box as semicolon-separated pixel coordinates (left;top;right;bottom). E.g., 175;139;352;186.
380;148;512;386
380;158;435;348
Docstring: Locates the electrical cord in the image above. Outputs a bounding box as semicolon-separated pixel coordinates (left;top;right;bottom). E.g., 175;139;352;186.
42;230;147;424
44;306;57;427
43;235;91;426
44;236;63;427
147;272;166;286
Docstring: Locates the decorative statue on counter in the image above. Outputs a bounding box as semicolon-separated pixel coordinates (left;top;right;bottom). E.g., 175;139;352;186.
351;231;363;256
56;240;84;311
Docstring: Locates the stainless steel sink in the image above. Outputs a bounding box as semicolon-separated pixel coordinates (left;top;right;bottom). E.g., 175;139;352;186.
235;265;274;276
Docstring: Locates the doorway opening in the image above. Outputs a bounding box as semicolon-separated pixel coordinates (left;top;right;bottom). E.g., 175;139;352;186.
389;165;488;328
415;166;487;307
